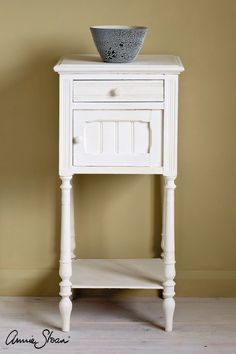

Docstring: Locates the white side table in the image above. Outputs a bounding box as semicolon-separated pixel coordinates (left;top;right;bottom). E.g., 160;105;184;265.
54;54;184;332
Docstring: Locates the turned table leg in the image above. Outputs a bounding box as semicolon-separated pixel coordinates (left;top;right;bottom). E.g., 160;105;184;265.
161;176;166;259
70;177;76;259
59;176;72;332
163;176;176;332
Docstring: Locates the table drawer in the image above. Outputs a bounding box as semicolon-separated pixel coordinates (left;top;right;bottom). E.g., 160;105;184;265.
73;109;163;167
73;80;164;102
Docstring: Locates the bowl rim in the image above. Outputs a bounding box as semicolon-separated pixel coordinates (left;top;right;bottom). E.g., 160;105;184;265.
90;25;148;30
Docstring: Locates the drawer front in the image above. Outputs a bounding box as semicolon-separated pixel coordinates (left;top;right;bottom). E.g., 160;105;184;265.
73;110;163;167
73;80;164;102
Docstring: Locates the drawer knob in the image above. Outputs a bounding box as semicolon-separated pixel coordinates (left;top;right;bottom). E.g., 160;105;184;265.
110;88;120;97
73;136;82;144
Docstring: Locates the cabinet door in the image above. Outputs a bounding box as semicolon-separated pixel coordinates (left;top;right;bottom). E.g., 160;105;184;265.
73;110;163;167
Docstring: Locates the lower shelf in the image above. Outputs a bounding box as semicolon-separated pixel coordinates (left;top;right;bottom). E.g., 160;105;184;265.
71;258;164;289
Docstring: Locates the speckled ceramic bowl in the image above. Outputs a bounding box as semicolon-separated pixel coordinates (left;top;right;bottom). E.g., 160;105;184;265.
90;25;148;63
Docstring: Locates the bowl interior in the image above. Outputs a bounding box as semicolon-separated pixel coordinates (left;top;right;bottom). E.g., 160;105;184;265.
90;25;147;30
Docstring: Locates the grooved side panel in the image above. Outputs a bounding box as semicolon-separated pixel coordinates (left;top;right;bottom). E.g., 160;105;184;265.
163;76;178;176
59;76;72;175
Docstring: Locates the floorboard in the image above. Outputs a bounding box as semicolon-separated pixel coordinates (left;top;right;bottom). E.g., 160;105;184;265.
0;297;235;354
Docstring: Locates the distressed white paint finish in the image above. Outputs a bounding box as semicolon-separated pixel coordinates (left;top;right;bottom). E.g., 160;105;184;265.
71;259;164;289
59;75;73;175
161;176;166;259
70;166;164;174
54;55;184;332
59;176;72;332
72;101;164;110
54;54;184;76
73;80;164;102
163;176;176;332
73;109;163;167
163;76;179;176
70;178;76;259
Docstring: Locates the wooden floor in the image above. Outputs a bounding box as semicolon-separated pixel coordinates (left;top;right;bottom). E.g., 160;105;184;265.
0;297;236;353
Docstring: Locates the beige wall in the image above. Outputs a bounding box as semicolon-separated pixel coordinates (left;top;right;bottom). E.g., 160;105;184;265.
0;0;236;296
